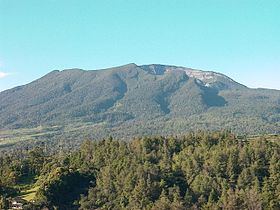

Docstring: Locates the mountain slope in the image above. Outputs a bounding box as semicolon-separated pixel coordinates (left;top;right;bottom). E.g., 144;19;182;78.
0;63;280;144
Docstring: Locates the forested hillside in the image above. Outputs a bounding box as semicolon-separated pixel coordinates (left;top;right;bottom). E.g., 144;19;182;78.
0;64;280;149
1;132;280;209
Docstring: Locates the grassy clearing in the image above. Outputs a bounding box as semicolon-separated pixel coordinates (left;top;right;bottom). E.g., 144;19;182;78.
13;175;39;202
0;125;63;147
19;185;40;202
0;122;107;149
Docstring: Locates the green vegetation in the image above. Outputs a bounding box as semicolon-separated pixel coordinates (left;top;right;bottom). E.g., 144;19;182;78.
0;64;280;151
0;126;62;148
20;186;39;202
0;131;279;209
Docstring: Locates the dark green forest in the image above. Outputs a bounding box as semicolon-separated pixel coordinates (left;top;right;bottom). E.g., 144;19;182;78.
0;131;279;210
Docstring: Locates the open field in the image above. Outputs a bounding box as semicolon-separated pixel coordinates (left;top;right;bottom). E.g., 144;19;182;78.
11;175;40;202
0;126;63;148
1;122;280;151
19;186;40;202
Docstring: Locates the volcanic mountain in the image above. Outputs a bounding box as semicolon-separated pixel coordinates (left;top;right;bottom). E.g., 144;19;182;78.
1;63;280;145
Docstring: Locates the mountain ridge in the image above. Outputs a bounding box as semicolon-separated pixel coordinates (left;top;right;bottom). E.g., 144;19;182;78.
0;63;279;147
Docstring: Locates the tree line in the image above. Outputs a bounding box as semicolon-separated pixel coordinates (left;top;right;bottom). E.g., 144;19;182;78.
0;131;280;209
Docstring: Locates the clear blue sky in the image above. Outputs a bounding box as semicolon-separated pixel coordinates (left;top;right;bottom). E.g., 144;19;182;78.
0;0;279;91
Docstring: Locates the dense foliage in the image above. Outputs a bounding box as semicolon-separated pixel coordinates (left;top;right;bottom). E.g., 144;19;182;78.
1;64;280;150
0;132;280;209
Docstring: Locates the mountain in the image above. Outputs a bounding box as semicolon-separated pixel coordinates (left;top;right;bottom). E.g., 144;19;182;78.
1;63;280;146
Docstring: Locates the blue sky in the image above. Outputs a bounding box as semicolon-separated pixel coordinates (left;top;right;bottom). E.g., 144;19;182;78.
0;0;279;91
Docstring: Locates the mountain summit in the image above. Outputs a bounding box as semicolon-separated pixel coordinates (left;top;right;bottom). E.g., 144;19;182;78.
0;64;279;144
140;64;246;90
